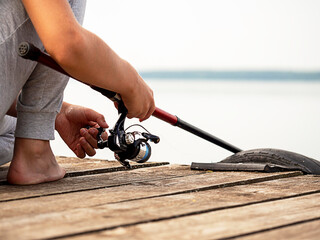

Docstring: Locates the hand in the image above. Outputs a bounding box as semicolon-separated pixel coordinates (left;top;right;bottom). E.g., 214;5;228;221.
118;61;156;121
55;102;108;158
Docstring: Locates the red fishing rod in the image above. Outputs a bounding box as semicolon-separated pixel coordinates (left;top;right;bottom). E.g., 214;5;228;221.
18;42;242;166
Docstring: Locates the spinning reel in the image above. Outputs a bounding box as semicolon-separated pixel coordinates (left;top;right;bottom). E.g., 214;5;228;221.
95;102;160;168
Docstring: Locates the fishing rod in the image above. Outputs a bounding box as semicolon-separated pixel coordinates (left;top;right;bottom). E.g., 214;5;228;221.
18;42;242;167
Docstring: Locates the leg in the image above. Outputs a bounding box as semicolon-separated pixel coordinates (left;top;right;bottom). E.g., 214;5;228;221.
1;0;87;184
0;116;16;166
7;62;69;184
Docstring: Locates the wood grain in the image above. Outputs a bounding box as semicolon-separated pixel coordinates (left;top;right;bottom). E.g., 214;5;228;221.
0;164;198;202
1;173;316;239
1;156;318;240
239;219;320;240
70;193;320;240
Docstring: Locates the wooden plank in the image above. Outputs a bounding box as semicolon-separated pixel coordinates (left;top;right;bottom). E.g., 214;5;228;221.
0;172;304;218
0;156;169;182
0;163;300;202
55;156;170;177
0;164;200;201
67;193;320;240
239;219;320;240
0;173;316;239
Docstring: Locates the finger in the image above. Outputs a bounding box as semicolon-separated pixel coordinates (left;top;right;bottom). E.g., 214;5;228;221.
139;104;156;122
80;128;88;137
88;121;99;127
101;131;108;141
87;127;98;138
88;128;108;145
126;112;134;119
84;109;109;128
81;127;108;148
81;127;98;148
75;143;86;158
87;128;100;148
127;108;144;119
80;137;96;156
81;127;98;137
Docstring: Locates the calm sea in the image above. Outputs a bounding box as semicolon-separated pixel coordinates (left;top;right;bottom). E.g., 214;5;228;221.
52;77;320;165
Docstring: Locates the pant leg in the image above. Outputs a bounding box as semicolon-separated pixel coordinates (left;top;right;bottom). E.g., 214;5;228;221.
0;116;16;165
0;0;86;163
0;0;87;140
15;63;70;140
0;0;41;120
14;0;87;140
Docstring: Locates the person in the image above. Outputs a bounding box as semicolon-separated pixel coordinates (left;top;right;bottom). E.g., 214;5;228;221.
0;0;155;185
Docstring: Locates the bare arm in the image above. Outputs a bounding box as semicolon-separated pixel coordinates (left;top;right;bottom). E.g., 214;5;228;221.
21;0;155;120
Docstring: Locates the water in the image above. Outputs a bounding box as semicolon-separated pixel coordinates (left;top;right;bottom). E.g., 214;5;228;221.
51;79;320;165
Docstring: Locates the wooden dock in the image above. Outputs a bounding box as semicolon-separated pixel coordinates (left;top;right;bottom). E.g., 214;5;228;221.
0;157;319;239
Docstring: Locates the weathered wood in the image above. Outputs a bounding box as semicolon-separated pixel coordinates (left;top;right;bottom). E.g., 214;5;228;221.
239;219;320;240
0;164;200;202
0;172;306;218
0;156;169;182
67;193;320;240
55;156;170;177
0;157;110;181
1;154;318;240
1;173;317;239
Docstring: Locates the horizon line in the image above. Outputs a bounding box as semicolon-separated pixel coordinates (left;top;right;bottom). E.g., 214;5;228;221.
139;70;320;80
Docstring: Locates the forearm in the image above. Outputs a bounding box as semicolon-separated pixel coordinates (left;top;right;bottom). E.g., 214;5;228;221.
51;30;137;97
51;30;152;119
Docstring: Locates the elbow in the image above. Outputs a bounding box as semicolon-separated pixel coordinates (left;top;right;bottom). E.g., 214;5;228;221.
45;30;85;70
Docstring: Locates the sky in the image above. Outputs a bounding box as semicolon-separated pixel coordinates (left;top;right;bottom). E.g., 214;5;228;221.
83;0;320;71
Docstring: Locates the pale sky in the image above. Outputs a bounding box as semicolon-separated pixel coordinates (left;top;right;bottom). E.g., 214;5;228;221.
83;0;320;71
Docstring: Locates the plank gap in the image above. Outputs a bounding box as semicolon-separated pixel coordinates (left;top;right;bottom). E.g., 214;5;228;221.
0;162;170;185
44;189;320;240
218;216;320;240
111;171;303;204
64;162;170;178
0;172;205;203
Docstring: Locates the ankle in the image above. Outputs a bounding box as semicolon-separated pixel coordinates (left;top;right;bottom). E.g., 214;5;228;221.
7;138;65;185
13;138;51;157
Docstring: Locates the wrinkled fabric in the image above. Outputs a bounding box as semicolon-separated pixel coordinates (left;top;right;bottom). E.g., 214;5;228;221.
0;0;87;164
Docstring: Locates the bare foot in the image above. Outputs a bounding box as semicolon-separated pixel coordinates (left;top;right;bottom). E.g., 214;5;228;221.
7;138;65;185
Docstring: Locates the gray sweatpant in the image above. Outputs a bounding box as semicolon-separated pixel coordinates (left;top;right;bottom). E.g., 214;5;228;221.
0;0;86;165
